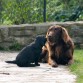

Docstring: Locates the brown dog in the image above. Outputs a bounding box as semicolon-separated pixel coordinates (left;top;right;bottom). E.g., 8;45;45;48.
41;25;74;67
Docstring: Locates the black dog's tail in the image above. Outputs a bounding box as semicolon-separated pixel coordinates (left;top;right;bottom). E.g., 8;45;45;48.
5;60;16;64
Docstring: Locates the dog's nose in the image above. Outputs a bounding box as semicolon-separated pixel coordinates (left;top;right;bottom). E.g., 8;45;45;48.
48;35;52;37
48;35;52;38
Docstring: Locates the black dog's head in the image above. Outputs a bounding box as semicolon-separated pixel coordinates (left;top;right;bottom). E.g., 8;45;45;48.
36;35;47;47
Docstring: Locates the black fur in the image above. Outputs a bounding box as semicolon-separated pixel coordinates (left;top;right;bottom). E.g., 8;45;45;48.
5;35;46;67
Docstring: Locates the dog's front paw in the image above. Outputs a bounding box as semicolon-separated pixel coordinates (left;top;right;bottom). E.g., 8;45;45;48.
35;63;40;66
52;63;58;67
68;59;74;65
48;60;58;67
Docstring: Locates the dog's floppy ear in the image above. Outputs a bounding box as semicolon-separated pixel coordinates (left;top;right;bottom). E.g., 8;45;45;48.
46;27;51;38
46;31;49;38
62;27;70;43
36;35;46;42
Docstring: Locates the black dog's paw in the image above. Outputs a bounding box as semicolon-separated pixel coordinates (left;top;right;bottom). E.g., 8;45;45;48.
35;63;40;66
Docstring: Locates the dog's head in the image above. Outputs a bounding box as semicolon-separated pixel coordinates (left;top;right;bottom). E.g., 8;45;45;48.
36;35;47;47
46;25;70;46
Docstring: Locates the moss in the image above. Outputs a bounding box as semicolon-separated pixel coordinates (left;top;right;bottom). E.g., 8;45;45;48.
9;42;23;51
75;44;82;49
0;46;5;50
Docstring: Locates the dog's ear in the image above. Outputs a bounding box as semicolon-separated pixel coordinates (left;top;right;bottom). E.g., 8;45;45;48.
44;37;47;42
35;36;40;41
62;27;70;43
36;35;46;42
46;28;50;38
46;31;49;38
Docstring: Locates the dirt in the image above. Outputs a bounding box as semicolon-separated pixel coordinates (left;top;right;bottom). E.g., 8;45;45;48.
0;51;76;83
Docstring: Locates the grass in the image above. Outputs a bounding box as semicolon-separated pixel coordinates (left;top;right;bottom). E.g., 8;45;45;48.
69;49;83;83
0;42;23;51
9;42;22;51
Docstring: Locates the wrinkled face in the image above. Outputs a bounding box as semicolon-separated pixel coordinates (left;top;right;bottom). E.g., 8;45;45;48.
47;26;62;45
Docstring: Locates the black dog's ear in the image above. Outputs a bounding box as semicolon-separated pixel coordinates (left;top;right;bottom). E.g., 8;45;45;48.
35;35;46;42
36;36;40;40
35;36;41;42
36;35;45;39
44;37;47;42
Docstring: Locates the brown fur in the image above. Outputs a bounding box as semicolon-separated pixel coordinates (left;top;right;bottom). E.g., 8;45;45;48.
41;25;74;67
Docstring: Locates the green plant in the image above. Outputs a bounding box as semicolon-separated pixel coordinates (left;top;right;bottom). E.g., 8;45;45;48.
0;46;5;50
9;42;23;51
69;49;83;83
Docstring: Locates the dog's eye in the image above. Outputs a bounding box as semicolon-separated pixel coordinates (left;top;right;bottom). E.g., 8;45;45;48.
54;28;58;30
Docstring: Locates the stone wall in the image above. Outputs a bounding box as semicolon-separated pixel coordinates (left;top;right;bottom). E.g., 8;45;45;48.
0;21;83;50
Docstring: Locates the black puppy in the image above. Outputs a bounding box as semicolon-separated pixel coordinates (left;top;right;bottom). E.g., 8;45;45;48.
5;35;46;67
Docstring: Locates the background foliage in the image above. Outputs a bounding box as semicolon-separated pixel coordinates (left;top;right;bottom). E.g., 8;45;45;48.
0;0;83;24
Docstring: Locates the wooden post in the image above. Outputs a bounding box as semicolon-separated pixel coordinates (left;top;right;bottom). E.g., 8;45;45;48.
43;0;46;22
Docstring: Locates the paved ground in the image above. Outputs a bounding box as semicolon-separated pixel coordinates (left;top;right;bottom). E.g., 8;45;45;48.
0;51;76;83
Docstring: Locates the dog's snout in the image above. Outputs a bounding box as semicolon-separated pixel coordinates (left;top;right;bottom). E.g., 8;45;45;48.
48;35;52;38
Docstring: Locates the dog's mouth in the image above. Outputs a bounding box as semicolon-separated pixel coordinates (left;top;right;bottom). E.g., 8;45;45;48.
47;37;56;46
47;36;59;46
48;41;55;46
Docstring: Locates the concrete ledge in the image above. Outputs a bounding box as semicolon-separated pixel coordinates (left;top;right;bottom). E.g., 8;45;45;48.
0;21;83;49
